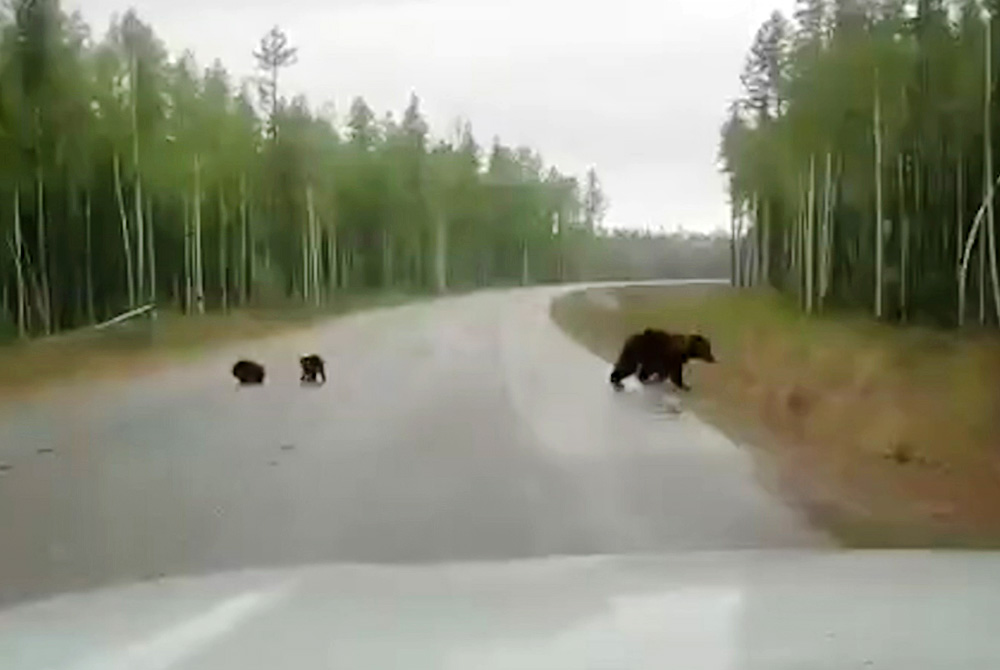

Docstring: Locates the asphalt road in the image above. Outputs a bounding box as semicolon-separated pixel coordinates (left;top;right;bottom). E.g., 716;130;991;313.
0;285;828;608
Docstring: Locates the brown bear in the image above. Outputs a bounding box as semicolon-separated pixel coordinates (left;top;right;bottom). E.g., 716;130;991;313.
299;354;327;385
609;328;715;392
232;359;266;385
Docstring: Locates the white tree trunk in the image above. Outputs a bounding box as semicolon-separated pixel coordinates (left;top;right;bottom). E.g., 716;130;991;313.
806;155;816;313
521;240;530;286
132;53;146;306
789;212;797;292
219;188;229;312
752;192;761;286
146;196;156;304
434;214;447;294
193;154;205;314
240;173;249;304
820;152;833;307
310;189;321;302
873;69;884;319
793;177;804;302
113;153;136;309
898;153;907;320
981;208;987;324
183;193;192;313
987;15;1000;324
730;197;740;287
32;119;51;335
957;154;964;269
304;184;319;304
830;156;842;295
555;210;564;283
739;208;753;284
301;225;309;301
762;198;770;286
12;188;26;338
85;189;95;323
136;182;144;302
957;172;1000;325
801;207;808;301
34;163;51;334
326;225;338;296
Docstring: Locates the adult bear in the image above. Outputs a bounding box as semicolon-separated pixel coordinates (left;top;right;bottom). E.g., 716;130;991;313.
609;328;715;392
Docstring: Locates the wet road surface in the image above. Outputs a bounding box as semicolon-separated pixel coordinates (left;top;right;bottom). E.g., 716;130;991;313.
0;285;828;608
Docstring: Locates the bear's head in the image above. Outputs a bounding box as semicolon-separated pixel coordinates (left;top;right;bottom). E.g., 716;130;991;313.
686;334;716;363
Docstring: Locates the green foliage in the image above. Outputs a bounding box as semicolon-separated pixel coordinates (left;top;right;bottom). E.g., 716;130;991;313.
0;5;603;336
721;0;1000;327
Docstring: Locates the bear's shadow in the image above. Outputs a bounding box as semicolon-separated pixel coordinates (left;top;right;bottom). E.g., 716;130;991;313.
299;380;325;388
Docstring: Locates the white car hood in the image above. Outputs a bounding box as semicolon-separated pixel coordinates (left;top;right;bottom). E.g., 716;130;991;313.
3;550;999;669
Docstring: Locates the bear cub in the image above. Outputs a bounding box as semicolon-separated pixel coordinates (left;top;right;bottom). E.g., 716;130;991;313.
232;359;266;385
299;354;327;385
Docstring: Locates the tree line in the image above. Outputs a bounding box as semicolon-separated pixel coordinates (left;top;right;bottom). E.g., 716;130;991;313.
0;1;608;340
720;0;1000;327
582;229;731;281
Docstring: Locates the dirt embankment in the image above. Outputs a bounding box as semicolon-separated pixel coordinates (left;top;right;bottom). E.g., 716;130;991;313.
552;283;1000;547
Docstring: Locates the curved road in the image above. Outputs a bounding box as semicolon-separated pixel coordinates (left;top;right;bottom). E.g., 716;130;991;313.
0;285;827;608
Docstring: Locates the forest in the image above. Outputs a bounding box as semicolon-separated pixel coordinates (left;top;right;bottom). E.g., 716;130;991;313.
721;0;1000;327
0;1;612;340
582;229;731;281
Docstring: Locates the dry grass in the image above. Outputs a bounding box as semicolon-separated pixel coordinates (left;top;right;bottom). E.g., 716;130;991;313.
0;292;422;402
552;284;1000;547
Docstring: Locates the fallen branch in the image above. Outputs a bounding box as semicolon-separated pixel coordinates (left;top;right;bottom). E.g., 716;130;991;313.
94;303;156;331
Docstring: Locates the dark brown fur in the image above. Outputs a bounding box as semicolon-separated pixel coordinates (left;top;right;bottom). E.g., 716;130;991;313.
232;359;266;385
609;328;715;391
299;354;326;384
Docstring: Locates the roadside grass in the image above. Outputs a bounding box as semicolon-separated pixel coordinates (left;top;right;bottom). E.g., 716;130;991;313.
552;283;1000;547
0;291;426;401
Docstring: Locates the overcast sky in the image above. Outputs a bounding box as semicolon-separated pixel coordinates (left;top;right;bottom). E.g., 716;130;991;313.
68;0;794;232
